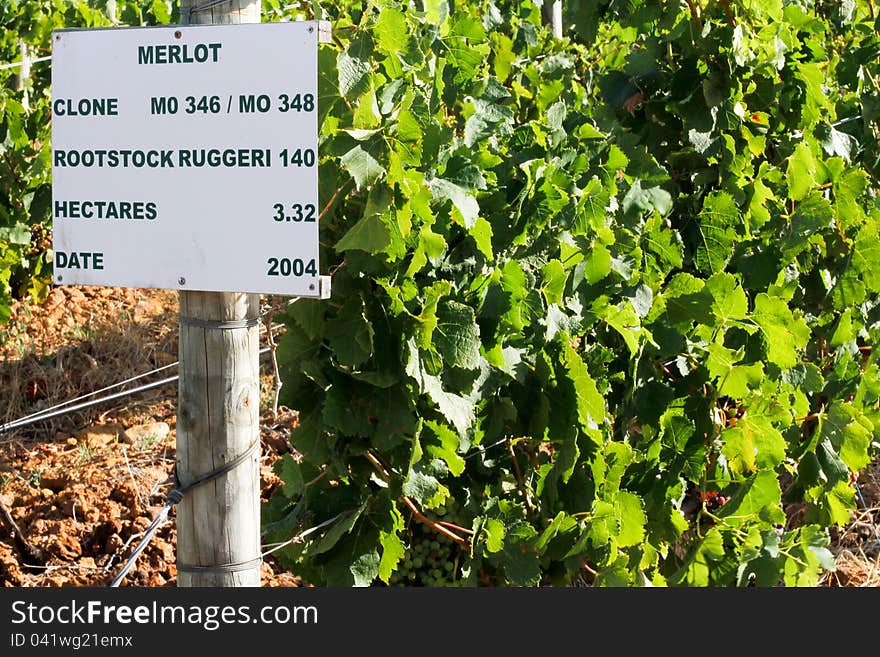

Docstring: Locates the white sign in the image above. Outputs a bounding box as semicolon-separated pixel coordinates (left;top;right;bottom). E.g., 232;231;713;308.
51;21;329;297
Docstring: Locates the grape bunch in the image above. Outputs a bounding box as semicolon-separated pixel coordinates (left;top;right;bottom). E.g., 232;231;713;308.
387;500;468;587
25;223;52;259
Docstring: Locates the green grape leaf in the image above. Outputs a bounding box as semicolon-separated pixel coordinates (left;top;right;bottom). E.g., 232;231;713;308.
435;301;481;370
499;521;541;586
672;528;726;586
752;294;811;369
406;339;475;437
695;191;739;274
717;470;784;526
310;506;366;556
377;528;406;583
323;531;381;587
817;402;873;473
424;420;466;477
706;272;748;322
574;177;609;235
721;416;786;475
374;7;408;54
325;295;374;367
584;244;611;284
429;178;480;228
602;302;649;356
275;453;304;498
541;259;567;306
622;179;673;219
559;337;605;430
786;142;817;201
335;211;391;254
469;216;494;260
338;46;372;100
483;518;506;553
340;145;386;190
781;192;833;259
822;480;856;526
615;491;647;548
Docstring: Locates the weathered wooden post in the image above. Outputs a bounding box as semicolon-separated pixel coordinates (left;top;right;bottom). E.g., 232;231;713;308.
52;0;326;587
13;40;30;110
175;0;262;587
542;1;563;39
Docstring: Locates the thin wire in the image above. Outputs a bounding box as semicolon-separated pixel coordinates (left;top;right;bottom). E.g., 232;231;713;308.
260;512;349;558
2;322;287;434
0;375;179;434
109;500;174;587
0;345;275;435
14;362;178;424
0;55;51;71
110;441;259;586
111;509;348;587
187;0;230;16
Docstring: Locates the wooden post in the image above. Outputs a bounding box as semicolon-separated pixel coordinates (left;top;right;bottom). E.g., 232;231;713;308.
175;0;262;587
13;40;30;111
542;1;563;39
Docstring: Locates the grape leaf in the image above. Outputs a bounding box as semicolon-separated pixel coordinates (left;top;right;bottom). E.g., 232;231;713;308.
752;294;811;369
374;7;408;54
695;191;739;274
435;301;481;370
817;402;873;472
340;146;386;190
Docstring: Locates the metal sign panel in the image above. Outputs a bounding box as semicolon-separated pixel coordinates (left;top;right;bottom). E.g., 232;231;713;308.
51;21;327;297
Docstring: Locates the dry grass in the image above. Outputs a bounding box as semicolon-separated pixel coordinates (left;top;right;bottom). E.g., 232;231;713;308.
820;458;880;587
1;287;178;441
821;549;880;587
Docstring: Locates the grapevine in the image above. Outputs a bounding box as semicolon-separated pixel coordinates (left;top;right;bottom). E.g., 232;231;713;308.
262;0;880;587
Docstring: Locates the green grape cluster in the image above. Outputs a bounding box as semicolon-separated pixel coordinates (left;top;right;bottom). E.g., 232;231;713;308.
387;501;467;587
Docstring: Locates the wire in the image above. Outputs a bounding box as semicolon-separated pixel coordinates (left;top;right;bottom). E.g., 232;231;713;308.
0;375;179;435
13;363;178;425
109;499;175;587
260;512;349;558
109;441;260;586
1;321;287;436
0;345;277;436
0;55;51;71
186;0;231;16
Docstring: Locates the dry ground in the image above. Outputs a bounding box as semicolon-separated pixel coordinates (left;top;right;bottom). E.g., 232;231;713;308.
0;286;877;587
0;286;299;587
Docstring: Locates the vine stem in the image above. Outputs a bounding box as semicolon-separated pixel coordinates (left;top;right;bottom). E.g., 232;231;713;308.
683;0;703;33
579;556;597;577
364;450;390;479
863;66;880;95
719;0;737;26
364;450;471;547
402;497;470;546
702;510;813;571
319;179;352;220
261;306;283;420
0;499;43;566
435;520;474;536
508;439;533;515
